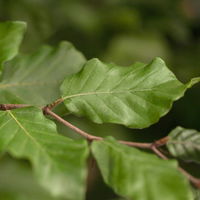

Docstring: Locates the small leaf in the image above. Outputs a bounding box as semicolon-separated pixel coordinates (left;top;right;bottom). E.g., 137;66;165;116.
92;137;193;200
0;107;89;200
0;41;86;105
61;57;198;128
0;21;26;71
167;126;200;163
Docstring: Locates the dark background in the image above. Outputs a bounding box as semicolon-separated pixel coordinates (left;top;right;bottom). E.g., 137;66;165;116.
0;0;199;199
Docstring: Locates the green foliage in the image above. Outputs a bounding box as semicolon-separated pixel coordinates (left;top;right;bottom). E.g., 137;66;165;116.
61;57;192;128
167;127;200;163
92;137;193;200
0;21;26;71
0;41;85;105
0;20;199;200
0;107;89;199
0;157;55;200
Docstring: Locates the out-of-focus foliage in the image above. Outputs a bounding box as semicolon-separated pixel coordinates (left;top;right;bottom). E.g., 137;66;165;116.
0;155;56;200
0;0;200;199
0;41;85;105
0;21;25;72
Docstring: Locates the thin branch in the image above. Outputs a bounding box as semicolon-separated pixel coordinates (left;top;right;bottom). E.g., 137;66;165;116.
151;145;168;160
178;167;200;189
151;146;200;189
43;107;102;141
119;140;152;149
1;103;200;189
46;98;64;110
0;104;165;149
44;107;166;149
0;104;30;110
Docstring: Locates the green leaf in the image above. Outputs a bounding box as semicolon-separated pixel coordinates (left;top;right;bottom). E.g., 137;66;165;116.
0;107;89;200
91;137;193;200
0;21;26;71
193;189;200;200
0;41;86;105
167;126;200;163
0;156;56;200
61;57;197;128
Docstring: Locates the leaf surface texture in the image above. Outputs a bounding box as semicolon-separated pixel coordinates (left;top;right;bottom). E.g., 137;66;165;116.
61;58;189;128
92;137;193;200
0;41;86;105
167;126;200;163
0;107;89;200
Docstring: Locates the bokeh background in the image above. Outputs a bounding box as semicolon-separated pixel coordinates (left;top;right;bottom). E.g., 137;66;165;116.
0;0;199;199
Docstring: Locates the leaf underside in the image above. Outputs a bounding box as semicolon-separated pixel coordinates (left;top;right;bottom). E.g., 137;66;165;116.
0;41;86;105
0;107;89;200
61;57;190;128
92;137;193;200
0;21;26;71
167;126;200;163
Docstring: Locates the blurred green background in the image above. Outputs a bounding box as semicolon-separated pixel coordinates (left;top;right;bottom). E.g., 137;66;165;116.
0;0;200;199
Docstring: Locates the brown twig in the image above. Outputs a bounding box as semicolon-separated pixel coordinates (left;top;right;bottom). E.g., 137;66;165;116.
151;146;200;189
0;104;169;149
151;145;168;160
43;107;102;141
46;98;64;110
1;103;200;189
0;104;30;110
44;107;167;149
178;167;200;189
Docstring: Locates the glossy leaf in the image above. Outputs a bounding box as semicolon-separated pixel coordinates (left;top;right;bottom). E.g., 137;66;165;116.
0;41;86;105
92;137;193;200
61;57;198;128
167;126;200;163
0;21;26;71
0;107;89;200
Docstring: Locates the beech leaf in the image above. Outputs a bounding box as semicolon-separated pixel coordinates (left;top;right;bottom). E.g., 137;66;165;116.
92;137;193;200
0;107;89;200
167;126;200;163
61;58;199;128
0;21;26;71
0;41;86;105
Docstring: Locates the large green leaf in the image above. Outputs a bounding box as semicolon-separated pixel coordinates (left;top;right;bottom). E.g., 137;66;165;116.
92;137;193;200
0;41;86;105
0;107;89;200
167;126;200;163
0;21;26;71
61;57;198;128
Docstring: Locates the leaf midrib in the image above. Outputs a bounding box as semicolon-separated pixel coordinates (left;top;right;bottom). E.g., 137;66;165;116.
63;88;155;100
7;110;57;166
62;88;166;100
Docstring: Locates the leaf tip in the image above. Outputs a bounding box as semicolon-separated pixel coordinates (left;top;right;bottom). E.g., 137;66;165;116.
152;57;165;65
186;77;200;88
